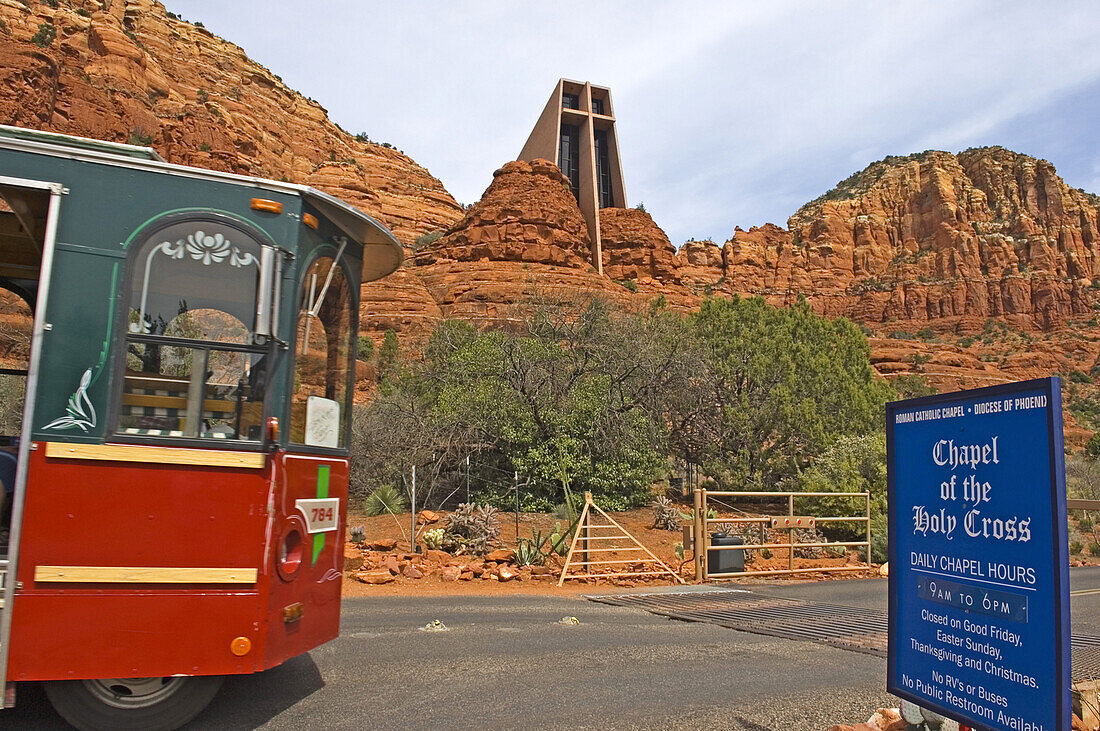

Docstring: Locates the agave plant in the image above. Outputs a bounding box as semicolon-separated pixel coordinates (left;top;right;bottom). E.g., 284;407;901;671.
363;484;406;517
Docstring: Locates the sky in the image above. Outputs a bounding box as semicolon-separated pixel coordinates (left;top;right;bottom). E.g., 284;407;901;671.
166;1;1100;247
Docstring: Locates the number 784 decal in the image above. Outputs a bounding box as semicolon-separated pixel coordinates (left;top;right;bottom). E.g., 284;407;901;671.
295;498;340;534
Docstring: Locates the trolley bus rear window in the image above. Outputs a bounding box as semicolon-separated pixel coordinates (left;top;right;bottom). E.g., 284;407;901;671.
115;215;278;443
290;255;353;449
119;342;267;440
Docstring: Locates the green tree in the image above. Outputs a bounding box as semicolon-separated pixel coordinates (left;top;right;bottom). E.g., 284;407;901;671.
686;295;891;490
376;329;399;383
356;335;374;361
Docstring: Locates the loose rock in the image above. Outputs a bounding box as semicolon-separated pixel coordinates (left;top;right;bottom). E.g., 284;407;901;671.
485;548;514;563
367;538;398;552
354;569;394;585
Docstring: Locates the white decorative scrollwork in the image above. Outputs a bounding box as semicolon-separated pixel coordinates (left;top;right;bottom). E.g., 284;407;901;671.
43;368;97;432
132;228;259;333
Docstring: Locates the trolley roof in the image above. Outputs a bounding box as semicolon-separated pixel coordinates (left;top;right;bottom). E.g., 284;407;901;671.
0;124;403;282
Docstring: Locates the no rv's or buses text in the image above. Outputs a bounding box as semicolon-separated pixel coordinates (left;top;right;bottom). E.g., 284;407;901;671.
889;381;1065;731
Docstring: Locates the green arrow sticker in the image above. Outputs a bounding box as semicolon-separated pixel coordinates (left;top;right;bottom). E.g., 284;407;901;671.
312;465;330;566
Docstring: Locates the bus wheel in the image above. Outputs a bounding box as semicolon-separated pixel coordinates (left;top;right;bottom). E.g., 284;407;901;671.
44;675;223;731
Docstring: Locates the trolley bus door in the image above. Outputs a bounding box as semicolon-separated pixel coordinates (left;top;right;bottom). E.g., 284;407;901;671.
0;176;63;704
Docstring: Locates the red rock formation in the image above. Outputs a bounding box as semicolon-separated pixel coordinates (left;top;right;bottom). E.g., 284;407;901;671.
414;260;634;329
5;1;1100;441
677;240;725;289
680;150;1100;333
0;0;464;243
414;159;592;270
598;208;679;284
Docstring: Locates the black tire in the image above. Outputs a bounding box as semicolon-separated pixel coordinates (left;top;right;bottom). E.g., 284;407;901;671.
44;674;224;731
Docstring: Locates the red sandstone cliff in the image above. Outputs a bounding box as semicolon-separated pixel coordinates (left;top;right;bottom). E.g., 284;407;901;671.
5;0;1100;437
0;0;464;242
708;149;1100;333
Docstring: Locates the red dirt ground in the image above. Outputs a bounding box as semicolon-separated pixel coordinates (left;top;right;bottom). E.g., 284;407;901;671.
341;506;880;598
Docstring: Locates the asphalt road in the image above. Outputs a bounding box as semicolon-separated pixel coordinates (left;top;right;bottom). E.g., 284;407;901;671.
5;568;1100;730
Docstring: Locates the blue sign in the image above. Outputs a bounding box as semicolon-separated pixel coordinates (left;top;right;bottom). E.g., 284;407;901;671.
887;377;1070;731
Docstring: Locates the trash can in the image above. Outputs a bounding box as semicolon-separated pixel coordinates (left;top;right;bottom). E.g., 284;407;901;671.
708;533;745;575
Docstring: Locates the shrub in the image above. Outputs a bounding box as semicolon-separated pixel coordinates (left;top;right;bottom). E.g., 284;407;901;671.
634;202;646;212
1070;370;1092;384
413;230;443;250
196;87;209;103
651;496;681;531
1079;516;1095;533
859;515;889;564
888;330;915;340
363;484;406;517
127;128;153;146
917;327;936;341
616;279;638;293
198;142;210;152
355;132;370;143
892;374;936;399
357;336;374;361
30;22;55;48
1090;541;1100;556
1071;540;1084;555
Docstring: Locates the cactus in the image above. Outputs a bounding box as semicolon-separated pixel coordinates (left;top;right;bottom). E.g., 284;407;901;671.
442;503;501;556
349;525;366;545
422;527;445;550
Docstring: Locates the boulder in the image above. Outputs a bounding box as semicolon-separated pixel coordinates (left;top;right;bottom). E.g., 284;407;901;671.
440;565;461;582
401;563;424;580
494;564;517;582
416;510;441;525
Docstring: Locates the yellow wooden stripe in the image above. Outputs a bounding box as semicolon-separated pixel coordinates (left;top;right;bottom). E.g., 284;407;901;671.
34;566;258;584
44;442;266;469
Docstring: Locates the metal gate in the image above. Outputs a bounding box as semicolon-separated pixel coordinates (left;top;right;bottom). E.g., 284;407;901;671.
691;489;873;581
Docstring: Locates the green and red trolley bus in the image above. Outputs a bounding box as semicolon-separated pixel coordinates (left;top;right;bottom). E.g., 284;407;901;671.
0;124;401;728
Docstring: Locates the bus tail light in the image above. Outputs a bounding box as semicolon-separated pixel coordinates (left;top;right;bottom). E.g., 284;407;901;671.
277;524;304;581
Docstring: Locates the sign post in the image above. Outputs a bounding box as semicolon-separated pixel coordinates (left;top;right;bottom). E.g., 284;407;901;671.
887;377;1070;731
